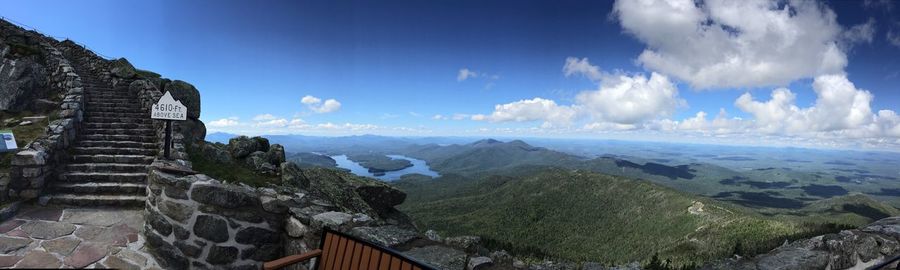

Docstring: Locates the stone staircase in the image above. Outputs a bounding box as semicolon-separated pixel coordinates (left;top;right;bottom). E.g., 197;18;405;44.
47;63;158;207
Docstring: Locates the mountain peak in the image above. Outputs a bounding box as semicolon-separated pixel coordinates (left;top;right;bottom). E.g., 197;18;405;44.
471;138;502;146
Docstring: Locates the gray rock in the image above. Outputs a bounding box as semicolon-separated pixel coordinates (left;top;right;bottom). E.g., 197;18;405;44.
489;250;512;263
175;241;202;258
41;237;80;255
193;215;228;243
267;144;286;165
312;211;353;229
191;184;258;209
19;220;76;239
206;245;238;265
468;257;493;270
0;236;32;253
0;55;46;112
146;208;173;236
286;216;309;238
355;184;406;214
158;200;195;223
348;225;419;247
755;248;828;270
201;143;231;163
246;151;276;174
17;250;61;268
425;230;442;242
261;195;288;214
445;235;481;251
235;227;280;245
17;120;32;126
228;136;259;159
164;80;201;119
110;58;137;79
403;245;467;270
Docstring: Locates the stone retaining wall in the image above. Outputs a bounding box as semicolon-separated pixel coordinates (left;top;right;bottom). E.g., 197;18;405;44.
5;42;84;203
144;161;285;269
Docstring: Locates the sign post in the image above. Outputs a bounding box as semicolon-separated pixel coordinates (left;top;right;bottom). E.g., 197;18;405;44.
151;92;188;159
0;130;17;152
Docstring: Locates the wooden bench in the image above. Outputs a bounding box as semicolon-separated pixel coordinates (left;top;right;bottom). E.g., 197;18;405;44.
264;228;437;270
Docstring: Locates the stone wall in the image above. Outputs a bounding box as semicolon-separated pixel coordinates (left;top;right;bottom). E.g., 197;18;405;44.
144;160;285;269
5;42;84;203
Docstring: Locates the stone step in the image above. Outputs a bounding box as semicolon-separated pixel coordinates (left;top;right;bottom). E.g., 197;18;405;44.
58;172;147;183
46;194;145;208
85;94;132;99
79;134;157;142
82;117;153;124
51;182;147;195
83;122;154;129
85;106;143;113
84;98;136;103
82;128;155;136
66;163;150;173
71;154;155;164
77;140;158;149
73;146;157;155
83;112;148;118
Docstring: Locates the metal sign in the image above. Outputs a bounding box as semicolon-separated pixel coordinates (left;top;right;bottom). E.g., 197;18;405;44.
152;91;187;121
0;130;17;152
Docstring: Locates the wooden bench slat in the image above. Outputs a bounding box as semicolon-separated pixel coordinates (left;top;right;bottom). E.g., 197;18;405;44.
350;241;363;270
402;261;412;270
341;239;357;270
325;235;342;270
319;234;335;270
359;245;372;270
379;252;391;270
262;249;322;270
368;249;382;270
390;257;402;270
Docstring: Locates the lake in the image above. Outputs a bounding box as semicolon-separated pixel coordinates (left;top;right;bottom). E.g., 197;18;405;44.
331;154;440;181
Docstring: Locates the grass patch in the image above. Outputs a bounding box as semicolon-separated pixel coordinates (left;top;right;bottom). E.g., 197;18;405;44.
1;110;53;174
186;144;280;187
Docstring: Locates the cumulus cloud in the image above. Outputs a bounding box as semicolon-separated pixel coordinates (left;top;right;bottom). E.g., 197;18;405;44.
472;98;578;128
613;0;847;89
475;58;683;129
889;28;900;48
563;57;604;82
301;95;341;113
733;74;899;138
577;72;684;125
208;118;240;128
252;114;277;121
255;118;289;128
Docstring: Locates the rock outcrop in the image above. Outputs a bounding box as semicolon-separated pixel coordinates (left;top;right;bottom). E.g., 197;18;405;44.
702;216;900;270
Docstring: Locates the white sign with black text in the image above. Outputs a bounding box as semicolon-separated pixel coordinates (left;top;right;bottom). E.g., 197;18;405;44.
152;91;188;121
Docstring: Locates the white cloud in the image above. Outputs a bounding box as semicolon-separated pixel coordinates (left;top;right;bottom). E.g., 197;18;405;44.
301;95;342;113
452;113;470;120
889;28;900;48
252;114;277;121
563;57;604;82
841;18;876;46
457;68;479;81
316;122;378;131
735;74;877;134
576;71;684;125
432;114;446;120
472;98;577;128
255;118;288;128
208;118;240;127
613;0;847;89
301;95;321;105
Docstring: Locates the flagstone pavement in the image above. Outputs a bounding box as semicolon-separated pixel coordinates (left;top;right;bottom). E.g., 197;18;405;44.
0;204;161;269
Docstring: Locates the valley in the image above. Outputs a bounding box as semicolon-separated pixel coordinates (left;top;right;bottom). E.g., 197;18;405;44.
250;133;900;266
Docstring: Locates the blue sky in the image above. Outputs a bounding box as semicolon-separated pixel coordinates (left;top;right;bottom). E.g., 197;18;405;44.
4;0;900;150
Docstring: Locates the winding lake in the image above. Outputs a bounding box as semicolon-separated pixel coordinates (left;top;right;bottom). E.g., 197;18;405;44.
331;154;440;181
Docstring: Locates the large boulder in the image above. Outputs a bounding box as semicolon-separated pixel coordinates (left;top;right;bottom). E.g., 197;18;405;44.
0;49;47;112
403;245;467;270
163;80;201;119
109;58;137;79
177;119;206;147
295;167;409;220
246;151;277;175
228;136;259;159
348;225;419;248
267;144;285;165
355;184;406;214
201;143;231;163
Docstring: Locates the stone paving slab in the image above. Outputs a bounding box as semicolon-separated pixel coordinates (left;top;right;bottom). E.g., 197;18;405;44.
0;205;161;269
